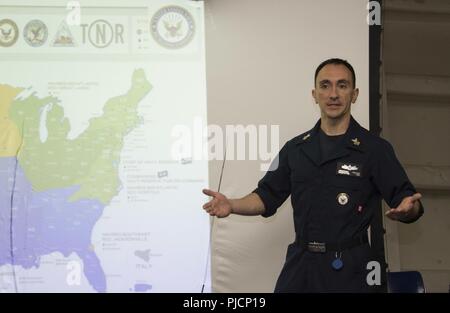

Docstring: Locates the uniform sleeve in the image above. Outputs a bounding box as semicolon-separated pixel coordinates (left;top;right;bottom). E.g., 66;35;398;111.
372;139;423;222
253;142;291;218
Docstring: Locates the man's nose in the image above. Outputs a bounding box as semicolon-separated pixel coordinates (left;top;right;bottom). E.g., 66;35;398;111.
329;86;339;100
329;95;339;101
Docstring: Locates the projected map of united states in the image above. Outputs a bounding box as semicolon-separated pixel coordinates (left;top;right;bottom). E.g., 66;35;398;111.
0;69;152;292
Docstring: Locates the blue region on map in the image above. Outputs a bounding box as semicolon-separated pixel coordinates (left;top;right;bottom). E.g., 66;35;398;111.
0;157;106;292
134;283;152;292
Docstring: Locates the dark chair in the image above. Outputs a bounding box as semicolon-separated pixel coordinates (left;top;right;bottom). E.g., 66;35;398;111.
387;271;425;293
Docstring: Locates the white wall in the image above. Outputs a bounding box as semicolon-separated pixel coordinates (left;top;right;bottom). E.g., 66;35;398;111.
205;0;370;292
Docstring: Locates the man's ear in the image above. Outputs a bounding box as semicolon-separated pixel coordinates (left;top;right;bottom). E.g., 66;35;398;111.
312;89;317;103
352;88;359;103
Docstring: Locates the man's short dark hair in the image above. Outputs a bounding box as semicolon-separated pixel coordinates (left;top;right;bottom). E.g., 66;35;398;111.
314;58;356;88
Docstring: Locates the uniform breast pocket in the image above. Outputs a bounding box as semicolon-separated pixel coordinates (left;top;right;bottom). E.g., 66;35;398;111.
290;174;311;192
290;174;312;203
325;176;365;220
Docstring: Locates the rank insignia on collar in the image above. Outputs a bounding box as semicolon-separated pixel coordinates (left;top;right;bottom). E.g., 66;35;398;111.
351;138;360;146
303;133;310;141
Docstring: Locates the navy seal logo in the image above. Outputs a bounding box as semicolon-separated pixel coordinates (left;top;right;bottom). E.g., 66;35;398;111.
24;20;48;47
151;6;195;49
0;19;19;47
337;193;349;205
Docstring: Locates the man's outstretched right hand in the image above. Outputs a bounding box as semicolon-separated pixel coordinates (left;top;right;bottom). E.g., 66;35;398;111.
202;189;232;218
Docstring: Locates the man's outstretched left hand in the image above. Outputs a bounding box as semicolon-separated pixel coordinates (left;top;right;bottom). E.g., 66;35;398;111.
385;193;422;222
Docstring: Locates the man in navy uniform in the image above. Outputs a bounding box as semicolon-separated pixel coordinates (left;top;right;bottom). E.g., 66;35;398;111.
202;58;424;292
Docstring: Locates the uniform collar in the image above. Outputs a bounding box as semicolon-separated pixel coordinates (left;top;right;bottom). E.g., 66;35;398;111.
344;116;365;153
295;116;365;166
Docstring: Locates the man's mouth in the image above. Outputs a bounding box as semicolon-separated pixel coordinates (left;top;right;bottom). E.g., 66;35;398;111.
327;103;341;108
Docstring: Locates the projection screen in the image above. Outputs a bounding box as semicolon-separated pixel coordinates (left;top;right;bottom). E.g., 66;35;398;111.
0;0;209;293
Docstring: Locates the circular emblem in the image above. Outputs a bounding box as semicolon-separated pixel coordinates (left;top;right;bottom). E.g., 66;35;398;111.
88;19;113;48
150;6;195;49
23;20;48;47
337;193;349;205
0;19;19;47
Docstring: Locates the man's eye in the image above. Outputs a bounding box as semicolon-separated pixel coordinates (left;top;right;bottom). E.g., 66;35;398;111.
320;84;329;89
339;84;348;89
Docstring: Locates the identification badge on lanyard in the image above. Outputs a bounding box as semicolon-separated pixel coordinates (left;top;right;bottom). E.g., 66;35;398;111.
332;252;343;271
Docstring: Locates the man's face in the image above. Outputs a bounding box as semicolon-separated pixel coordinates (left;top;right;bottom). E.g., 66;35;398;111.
312;64;359;120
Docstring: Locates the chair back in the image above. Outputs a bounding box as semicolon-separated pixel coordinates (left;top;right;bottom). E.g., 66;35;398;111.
387;271;425;293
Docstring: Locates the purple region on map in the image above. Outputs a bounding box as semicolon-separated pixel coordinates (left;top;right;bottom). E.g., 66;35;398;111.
0;157;106;292
134;283;152;292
